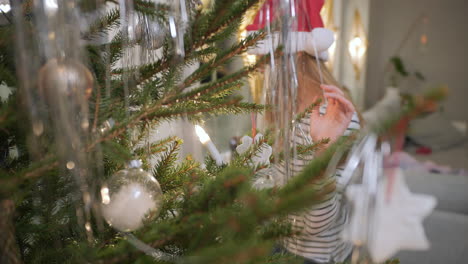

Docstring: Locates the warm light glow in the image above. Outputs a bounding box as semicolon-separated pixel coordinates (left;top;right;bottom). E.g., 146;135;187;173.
348;36;366;60
101;187;110;205
44;0;58;15
348;9;368;80
0;4;10;13
45;0;58;9
246;54;257;65
66;161;75;170
195;125;211;144
200;0;214;12
240;30;257;65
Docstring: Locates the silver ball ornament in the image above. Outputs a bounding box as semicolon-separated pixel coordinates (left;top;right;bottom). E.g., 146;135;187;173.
101;163;163;232
132;15;167;50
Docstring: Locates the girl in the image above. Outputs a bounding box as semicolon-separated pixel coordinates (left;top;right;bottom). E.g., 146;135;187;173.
246;1;362;262
278;52;361;264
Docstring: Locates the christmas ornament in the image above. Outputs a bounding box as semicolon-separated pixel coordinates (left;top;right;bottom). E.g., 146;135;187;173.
341;135;437;263
169;0;189;58
251;168;276;190
101;160;163;232
236;134;275;189
38;58;93;130
236;133;272;167
38;58;93;99
133;14;167;50
345;168;436;262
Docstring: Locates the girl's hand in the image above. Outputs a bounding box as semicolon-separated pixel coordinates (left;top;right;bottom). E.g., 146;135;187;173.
310;85;355;145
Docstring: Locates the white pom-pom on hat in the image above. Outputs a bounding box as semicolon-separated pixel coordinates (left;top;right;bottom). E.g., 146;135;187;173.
245;0;334;61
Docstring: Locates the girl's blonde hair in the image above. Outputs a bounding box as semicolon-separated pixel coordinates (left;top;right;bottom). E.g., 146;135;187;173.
296;52;351;102
264;52;362;133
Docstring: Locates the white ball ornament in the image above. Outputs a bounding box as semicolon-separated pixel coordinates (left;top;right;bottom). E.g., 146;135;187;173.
101;161;163;232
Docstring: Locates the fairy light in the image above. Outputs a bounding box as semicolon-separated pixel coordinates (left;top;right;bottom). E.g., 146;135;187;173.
195;125;223;165
348;9;368;80
195;125;210;144
348;36;366;60
66;161;76;170
45;0;58;9
101;186;110;205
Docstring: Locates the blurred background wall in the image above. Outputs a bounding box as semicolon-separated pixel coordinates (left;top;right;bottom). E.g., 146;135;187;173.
365;0;468;121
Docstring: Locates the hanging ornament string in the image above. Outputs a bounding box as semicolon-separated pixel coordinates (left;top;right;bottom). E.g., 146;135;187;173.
342;134;379;264
251;112;257;139
169;0;189;59
288;0;299;180
265;3;275;71
10;0;45;149
118;0;134;120
340;134;377;188
18;0;99;242
299;0;326;104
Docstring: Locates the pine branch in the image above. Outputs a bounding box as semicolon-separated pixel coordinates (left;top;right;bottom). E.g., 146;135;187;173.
191;0;261;47
296;138;330;156
152;139;181;180
134;136;178;157
180;31;266;91
294;99;322;123
134;1;169;20
164;50;271;105
82;8;120;41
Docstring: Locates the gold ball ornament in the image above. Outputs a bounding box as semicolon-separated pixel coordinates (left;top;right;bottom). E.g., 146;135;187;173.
38;58;94;130
38;58;93;100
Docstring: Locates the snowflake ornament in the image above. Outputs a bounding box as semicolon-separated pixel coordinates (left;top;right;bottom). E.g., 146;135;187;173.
236;134;275;189
236;134;272;166
344;168;437;262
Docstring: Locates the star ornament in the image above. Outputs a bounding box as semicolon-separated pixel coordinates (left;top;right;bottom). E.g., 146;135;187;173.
343;168;437;263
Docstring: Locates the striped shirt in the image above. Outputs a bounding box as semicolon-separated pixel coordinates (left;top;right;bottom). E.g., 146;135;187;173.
278;107;361;263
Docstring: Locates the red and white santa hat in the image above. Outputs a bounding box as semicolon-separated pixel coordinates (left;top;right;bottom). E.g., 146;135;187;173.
246;0;334;61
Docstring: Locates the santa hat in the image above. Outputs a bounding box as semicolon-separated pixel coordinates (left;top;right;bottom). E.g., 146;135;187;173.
246;0;334;60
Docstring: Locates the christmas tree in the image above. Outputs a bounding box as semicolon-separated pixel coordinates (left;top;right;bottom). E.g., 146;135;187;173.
0;0;444;263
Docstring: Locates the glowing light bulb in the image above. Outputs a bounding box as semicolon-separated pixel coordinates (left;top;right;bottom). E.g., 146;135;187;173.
0;4;11;13
195;125;223;166
348;36;366;60
45;0;58;9
195;125;211;144
101;187;111;204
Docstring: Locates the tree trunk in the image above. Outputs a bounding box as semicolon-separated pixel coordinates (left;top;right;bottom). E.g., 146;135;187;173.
0;199;23;264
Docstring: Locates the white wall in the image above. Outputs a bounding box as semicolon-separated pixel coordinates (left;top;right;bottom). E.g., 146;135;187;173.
366;0;468;121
